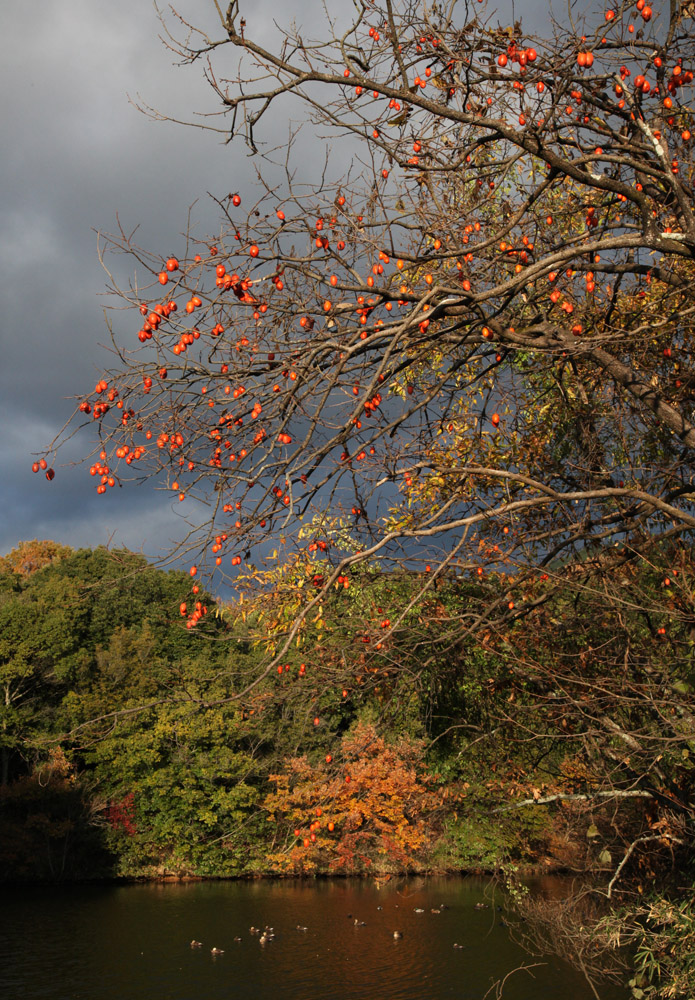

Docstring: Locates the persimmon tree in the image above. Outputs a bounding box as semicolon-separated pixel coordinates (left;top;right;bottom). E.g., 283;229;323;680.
42;0;695;871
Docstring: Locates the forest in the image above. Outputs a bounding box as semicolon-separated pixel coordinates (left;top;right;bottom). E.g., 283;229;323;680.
1;538;692;997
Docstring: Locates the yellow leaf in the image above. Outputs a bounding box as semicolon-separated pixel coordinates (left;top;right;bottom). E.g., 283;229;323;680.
431;74;450;91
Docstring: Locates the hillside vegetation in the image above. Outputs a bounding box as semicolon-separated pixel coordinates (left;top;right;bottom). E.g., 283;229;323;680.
1;539;692;996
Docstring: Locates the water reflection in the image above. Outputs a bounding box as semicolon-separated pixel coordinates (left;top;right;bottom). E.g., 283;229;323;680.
0;876;628;999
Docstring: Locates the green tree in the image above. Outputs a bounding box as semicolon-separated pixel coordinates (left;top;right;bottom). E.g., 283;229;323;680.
0;568;83;784
86;699;262;877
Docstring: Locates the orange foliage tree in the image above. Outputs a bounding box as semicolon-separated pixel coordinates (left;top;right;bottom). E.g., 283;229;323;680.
0;540;73;578
263;722;435;874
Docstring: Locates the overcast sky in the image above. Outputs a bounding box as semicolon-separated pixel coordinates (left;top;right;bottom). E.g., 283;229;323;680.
0;0;555;570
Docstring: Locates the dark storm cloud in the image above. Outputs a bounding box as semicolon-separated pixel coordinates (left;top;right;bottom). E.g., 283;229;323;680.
1;0;251;558
0;0;559;560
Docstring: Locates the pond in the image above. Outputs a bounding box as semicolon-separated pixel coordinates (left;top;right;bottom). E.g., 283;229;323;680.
0;876;628;999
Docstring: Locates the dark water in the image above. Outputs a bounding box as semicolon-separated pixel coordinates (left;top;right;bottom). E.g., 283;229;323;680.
1;876;627;1000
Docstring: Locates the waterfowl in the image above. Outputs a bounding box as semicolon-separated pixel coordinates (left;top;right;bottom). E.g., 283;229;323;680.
259;934;268;945
393;931;403;940
453;942;465;949
431;908;441;914
296;924;308;932
474;902;489;910
190;940;203;948
210;947;224;956
354;919;366;926
414;907;425;914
